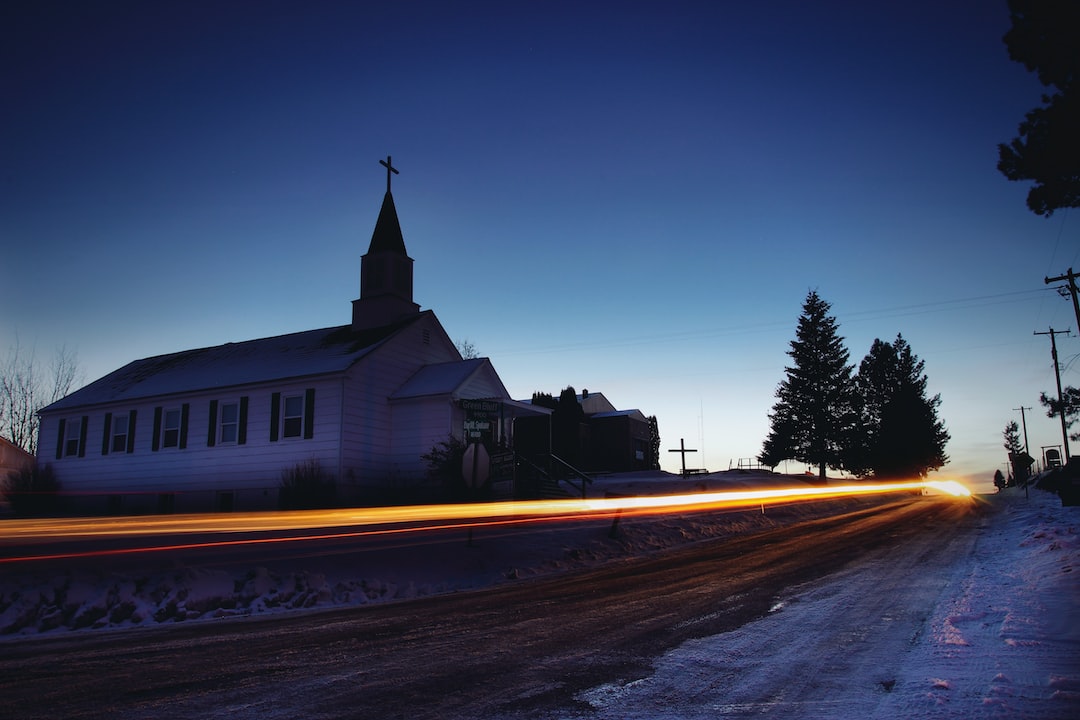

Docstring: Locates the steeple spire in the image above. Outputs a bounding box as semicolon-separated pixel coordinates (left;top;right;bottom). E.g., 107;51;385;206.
352;155;420;330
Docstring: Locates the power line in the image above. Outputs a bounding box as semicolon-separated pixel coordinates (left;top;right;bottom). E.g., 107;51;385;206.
489;288;1056;358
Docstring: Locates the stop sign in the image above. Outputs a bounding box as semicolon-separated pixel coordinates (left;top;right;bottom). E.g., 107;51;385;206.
462;442;490;488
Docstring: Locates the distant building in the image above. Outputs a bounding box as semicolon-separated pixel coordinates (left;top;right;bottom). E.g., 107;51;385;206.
513;390;656;474
35;158;530;512
0;436;34;480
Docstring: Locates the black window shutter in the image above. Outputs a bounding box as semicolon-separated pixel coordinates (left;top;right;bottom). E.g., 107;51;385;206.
78;416;88;457
152;407;162;451
102;412;112;456
55;419;66;460
238;396;248;445
207;400;218;447
127;410;137;453
270;392;281;442
179;403;190;449
304;388;315;439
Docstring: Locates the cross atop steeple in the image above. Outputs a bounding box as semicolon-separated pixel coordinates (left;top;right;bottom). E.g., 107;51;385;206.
380;155;399;193
352;153;418;331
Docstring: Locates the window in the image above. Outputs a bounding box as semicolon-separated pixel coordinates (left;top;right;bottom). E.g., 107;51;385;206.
64;418;83;457
282;395;304;438
102;410;136;455
162;409;181;448
270;389;314;441
209;398;247;447
154;404;188;451
111;413;129;453
220;402;239;444
56;416;87;459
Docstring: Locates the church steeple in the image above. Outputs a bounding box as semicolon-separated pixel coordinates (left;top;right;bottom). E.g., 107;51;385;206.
352;156;420;331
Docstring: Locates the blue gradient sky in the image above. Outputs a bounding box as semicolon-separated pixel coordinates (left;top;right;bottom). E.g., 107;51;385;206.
3;1;1077;489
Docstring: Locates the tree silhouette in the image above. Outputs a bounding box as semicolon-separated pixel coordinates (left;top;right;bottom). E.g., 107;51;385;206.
1039;385;1080;441
647;415;661;471
530;391;557;410
997;0;1080;216
760;291;855;479
1;343;81;455
845;338;898;477
871;336;950;478
1002;420;1027;485
847;335;949;479
553;386;585;467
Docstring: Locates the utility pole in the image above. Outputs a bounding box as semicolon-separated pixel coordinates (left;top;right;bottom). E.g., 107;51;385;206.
1014;405;1032;498
1045;268;1080;332
1034;328;1072;461
1014;406;1032;456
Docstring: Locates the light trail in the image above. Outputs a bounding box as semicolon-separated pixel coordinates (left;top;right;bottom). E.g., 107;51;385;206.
0;512;625;564
0;479;970;563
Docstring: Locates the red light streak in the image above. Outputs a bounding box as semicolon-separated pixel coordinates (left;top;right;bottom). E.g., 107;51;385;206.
0;480;969;564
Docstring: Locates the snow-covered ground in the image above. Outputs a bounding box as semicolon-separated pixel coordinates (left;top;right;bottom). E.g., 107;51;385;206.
1;474;1077;719
566;485;1080;720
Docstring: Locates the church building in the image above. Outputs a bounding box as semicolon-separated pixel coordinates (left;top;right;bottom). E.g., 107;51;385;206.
35;158;523;513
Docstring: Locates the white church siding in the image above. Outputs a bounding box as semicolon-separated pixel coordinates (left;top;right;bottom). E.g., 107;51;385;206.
39;375;349;512
339;312;461;486
389;397;454;479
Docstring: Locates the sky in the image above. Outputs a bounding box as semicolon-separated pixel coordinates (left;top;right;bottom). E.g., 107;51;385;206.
2;0;1078;490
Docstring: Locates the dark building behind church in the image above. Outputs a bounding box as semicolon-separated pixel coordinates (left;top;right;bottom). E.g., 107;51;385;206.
513;389;656;474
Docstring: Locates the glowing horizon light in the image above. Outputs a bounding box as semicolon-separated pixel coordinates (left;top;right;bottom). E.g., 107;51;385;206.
922;480;972;497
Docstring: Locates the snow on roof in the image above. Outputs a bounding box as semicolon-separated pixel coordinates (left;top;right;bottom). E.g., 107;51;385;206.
591;409;649;422
390;358;492;400
42;315;425;412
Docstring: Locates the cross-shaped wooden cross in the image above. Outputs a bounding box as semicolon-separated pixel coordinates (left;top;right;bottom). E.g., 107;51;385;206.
667;438;698;476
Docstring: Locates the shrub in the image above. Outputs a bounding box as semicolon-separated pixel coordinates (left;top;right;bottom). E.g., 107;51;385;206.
2;463;62;516
279;459;336;510
421;435;466;492
422;435;494;501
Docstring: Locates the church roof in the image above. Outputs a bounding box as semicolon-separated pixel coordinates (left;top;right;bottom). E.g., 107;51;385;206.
366;191;408;255
42;313;428;412
591;409;649;422
391;358;507;400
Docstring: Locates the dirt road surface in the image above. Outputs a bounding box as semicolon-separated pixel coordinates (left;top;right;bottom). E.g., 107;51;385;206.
0;496;981;719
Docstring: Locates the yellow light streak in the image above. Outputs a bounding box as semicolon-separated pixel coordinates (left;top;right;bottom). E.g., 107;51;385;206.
922;480;972;497
0;479;969;550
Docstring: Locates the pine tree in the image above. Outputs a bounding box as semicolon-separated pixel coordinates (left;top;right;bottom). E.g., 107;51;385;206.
760;291;855;479
647;415;661;471
846;338;899;477
1039;386;1080;442
553;386;585;467
1002;420;1025;486
849;334;950;479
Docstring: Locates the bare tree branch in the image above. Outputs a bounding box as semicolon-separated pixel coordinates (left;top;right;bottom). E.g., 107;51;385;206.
1;341;82;456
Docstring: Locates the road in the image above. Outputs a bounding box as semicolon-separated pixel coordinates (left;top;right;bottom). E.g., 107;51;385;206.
0;496;981;719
